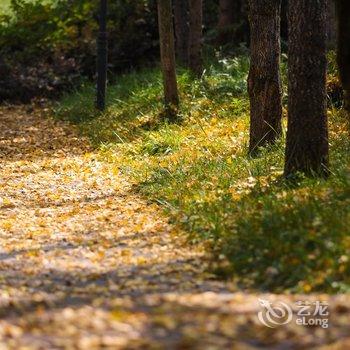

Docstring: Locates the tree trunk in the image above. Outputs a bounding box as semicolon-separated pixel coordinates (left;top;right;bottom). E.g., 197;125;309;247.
285;0;329;177
335;0;350;111
247;0;282;155
157;0;179;111
326;0;337;50
217;0;235;45
96;0;108;111
218;0;234;29
173;0;189;66
188;0;203;77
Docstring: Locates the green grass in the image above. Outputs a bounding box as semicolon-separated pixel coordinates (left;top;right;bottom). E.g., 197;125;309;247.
55;56;350;293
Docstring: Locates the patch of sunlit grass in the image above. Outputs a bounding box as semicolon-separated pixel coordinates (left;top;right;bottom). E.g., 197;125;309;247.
57;56;350;293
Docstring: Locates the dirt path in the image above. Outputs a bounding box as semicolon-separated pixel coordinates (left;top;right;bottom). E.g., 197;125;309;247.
0;106;349;349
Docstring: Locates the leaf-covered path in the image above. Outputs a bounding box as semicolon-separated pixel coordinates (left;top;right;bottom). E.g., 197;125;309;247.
0;106;349;349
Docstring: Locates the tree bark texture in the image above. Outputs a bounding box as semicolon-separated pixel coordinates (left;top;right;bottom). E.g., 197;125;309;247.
285;0;329;177
247;0;282;154
335;0;350;111
188;0;203;77
173;0;189;65
157;0;179;109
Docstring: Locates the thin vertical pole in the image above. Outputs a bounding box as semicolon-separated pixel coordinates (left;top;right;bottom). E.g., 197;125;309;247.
96;0;108;111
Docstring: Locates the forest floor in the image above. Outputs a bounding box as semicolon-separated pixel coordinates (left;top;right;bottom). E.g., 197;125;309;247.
0;105;349;349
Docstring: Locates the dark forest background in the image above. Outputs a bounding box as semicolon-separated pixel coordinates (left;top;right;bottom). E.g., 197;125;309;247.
0;0;292;102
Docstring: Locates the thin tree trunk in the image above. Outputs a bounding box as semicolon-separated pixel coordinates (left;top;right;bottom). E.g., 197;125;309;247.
96;0;108;111
285;0;329;177
218;0;234;29
335;0;350;111
157;0;179;111
173;0;189;66
217;0;235;45
188;0;203;77
247;0;282;155
326;0;337;50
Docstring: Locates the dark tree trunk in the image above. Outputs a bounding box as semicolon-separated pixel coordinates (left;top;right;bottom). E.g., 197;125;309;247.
247;0;282;155
326;0;337;50
96;0;108;111
217;0;235;45
188;0;203;77
173;0;189;66
285;0;329;177
218;0;234;29
157;0;179;111
335;0;350;111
